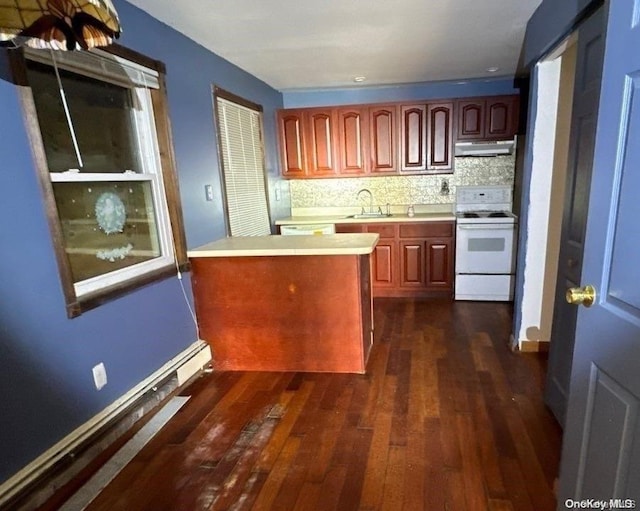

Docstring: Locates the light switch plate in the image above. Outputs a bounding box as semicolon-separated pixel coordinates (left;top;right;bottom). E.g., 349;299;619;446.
92;362;107;391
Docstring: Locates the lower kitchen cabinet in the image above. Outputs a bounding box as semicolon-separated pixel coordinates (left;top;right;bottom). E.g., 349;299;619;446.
365;223;397;289
400;241;424;287
371;241;397;287
336;221;454;297
400;238;454;291
425;238;453;290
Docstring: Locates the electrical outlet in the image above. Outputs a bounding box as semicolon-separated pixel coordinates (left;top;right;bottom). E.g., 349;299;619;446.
92;362;107;391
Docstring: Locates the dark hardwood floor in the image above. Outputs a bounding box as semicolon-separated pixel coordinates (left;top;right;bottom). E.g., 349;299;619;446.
40;298;562;511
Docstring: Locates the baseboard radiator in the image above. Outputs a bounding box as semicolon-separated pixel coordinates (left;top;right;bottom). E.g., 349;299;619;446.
0;340;212;510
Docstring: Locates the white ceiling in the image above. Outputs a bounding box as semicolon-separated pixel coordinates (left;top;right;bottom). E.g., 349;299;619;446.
126;0;542;91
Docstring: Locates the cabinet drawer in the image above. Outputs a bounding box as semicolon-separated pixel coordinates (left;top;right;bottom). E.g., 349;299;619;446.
399;222;453;238
335;223;365;233
366;224;397;239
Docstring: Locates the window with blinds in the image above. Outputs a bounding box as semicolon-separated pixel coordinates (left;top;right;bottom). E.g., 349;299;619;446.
215;92;271;237
21;47;188;318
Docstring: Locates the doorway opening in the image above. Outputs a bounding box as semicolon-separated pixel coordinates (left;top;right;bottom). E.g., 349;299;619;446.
517;34;577;352
522;4;606;427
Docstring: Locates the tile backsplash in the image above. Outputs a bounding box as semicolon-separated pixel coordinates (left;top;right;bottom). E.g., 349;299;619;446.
289;155;515;209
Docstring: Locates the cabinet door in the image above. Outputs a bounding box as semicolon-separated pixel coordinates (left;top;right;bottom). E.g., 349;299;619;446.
400;104;427;171
427;102;454;171
337;107;368;174
305;109;338;176
278;110;307;177
371;241;397;287
485;96;518;139
369;105;398;174
457;96;520;141
457;100;485;140
400;241;424;287
425;238;453;290
367;224;398;289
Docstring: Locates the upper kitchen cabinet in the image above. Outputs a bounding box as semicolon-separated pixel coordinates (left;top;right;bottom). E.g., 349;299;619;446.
400;104;427;172
305;108;339;176
277;93;519;178
277;108;339;177
457;100;483;140
337;106;369;175
456;95;519;141
369;105;398;174
278;109;307;177
400;102;453;173
486;96;518;139
426;102;454;172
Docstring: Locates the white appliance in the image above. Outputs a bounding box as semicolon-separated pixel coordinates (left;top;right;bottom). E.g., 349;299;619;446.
280;224;335;235
454;185;518;301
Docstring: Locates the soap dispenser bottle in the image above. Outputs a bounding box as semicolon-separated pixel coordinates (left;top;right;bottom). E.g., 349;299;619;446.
407;204;415;217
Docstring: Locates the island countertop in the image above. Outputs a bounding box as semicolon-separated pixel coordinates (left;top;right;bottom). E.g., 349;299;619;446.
187;233;380;258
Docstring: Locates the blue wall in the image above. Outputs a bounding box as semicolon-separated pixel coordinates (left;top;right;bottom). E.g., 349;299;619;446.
0;0;283;486
283;76;519;108
110;2;286;247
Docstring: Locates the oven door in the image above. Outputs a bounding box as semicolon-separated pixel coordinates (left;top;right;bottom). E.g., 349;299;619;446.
455;223;516;274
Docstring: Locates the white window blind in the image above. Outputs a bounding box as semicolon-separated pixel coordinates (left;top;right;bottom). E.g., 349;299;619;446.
216;96;271;236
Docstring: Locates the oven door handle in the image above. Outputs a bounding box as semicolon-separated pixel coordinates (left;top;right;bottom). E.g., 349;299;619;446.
457;224;516;230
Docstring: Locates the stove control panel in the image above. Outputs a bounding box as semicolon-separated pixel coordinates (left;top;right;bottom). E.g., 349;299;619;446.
456;185;512;205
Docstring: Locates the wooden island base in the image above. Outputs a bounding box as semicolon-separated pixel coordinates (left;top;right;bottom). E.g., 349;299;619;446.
191;253;373;373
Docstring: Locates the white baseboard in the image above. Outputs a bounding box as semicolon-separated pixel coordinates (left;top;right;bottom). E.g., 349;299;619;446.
0;339;211;508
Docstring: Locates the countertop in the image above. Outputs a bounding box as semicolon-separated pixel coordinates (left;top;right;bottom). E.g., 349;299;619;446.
275;212;455;226
188;233;380;258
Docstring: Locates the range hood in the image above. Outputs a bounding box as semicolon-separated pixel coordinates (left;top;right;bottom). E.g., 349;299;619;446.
454;139;515;157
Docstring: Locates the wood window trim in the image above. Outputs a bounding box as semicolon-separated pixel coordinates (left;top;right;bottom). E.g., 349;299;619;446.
11;46;189;318
214;85;263;113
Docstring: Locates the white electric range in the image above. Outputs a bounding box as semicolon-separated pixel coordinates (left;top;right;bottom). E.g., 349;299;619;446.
454;185;518;301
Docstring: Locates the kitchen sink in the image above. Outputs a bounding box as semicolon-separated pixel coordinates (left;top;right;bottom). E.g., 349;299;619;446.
346;212;394;219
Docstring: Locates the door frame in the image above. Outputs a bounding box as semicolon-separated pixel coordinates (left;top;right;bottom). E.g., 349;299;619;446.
512;0;603;352
512;36;578;353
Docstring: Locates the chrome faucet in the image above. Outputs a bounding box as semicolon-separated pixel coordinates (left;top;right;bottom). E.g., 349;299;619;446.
357;188;374;214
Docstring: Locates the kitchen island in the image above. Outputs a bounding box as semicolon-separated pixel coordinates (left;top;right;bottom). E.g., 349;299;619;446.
188;234;379;373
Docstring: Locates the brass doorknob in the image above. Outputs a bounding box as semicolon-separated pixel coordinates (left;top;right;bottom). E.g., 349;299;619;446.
566;285;596;307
